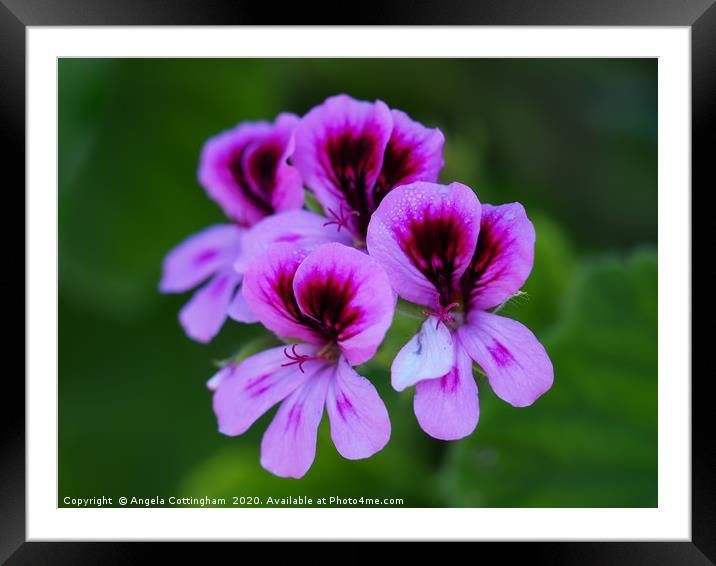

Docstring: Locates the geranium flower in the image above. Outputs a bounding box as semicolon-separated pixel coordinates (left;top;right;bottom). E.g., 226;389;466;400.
199;112;304;226
367;182;553;440
212;242;395;478
228;210;353;323
159;113;305;342
292;94;445;242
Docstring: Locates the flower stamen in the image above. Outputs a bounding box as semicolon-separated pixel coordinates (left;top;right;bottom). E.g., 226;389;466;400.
421;294;460;330
280;344;323;373
323;203;360;233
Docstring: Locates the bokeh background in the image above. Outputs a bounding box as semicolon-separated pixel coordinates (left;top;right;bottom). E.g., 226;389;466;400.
59;58;657;508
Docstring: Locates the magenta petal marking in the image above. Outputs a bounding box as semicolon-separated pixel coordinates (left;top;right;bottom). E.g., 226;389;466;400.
460;202;535;311
241;242;323;344
208;272;230;297
335;392;355;420
397;203;472;304
325;357;391;460
198;113;303;226
293;243;396;366
292;95;393;238
212;345;319;437
235;141;275;214
260;367;331;478
285;402;303;431
276;233;302;243
159;224;243;294
294;266;363;341
293;96;445;240
243;141;283;204
194;249;219;265
244;372;273;398
372;109;445;208
458;310;553;407
244;241;395;358
487;340;515;367
439;368;460;394
366;182;481;308
413;343;479;441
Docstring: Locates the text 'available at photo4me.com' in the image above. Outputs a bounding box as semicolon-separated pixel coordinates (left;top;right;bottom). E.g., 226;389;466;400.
61;495;406;507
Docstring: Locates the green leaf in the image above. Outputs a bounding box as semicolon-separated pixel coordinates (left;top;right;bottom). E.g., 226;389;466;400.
442;249;657;507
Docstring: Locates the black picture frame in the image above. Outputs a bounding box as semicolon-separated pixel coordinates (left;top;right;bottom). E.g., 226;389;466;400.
3;1;709;562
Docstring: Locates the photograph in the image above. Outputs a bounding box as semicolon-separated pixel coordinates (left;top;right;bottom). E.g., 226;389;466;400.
57;57;658;509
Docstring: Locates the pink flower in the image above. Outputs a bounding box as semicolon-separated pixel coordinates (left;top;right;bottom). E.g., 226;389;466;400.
198;113;304;227
367;182;554;440
159;114;308;342
212;242;395;478
292;94;444;242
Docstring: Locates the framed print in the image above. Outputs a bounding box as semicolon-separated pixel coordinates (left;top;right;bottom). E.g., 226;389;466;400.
4;0;710;562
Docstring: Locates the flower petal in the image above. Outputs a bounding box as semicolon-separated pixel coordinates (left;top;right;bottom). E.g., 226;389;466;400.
293;243;396;365
458;310;553;407
260;365;331;478
226;284;259;323
391;318;455;392
234;210;353;274
207;362;236;391
241;242;323;344
212;345;320;436
460;203;535;311
366;181;481;307
413;343;479;440
372;109;444;207
241;113;304;215
198;113;303;226
159;224;243;293
293;94;393;238
325;357;391;460
178;268;241;343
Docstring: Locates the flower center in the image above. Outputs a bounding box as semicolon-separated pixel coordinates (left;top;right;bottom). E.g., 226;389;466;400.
323;203;360;233
280;343;338;373
421;293;461;330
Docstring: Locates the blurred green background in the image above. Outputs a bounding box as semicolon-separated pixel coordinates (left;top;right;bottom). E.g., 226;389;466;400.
59;58;657;508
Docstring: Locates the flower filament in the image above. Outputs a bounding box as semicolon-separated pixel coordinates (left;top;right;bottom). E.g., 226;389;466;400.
421;293;460;330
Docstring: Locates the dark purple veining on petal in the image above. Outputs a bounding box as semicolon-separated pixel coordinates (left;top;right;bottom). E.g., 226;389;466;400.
488;341;515;367
209;273;230;298
373;136;418;206
439;366;460;394
335;392;355;421
285;402;303;433
274;233;302;243
397;207;468;304
261;263;312;328
247;142;282;194
460;212;512;311
296;269;364;342
320;131;381;237
228;142;274;215
194;248;219;265
244;373;272;398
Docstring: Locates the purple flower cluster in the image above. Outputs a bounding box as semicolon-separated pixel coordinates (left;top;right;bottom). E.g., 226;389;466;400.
160;94;553;478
